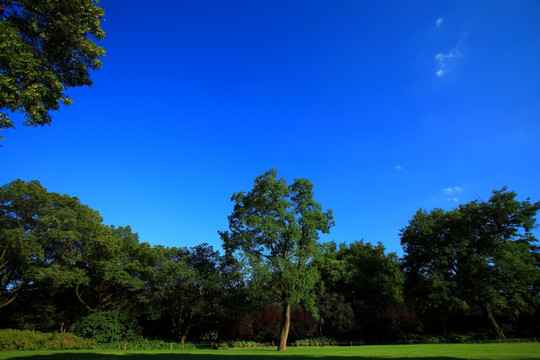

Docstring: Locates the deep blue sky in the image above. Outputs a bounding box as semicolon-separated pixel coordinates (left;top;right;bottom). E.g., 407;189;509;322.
2;0;539;255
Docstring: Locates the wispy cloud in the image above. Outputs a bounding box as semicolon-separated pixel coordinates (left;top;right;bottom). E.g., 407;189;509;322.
433;19;468;77
443;186;463;202
435;48;461;77
394;165;403;170
443;186;462;195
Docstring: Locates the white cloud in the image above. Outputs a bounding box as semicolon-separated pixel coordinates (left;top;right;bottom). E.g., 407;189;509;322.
436;18;444;27
446;197;459;202
394;165;403;170
443;186;462;195
435;48;461;77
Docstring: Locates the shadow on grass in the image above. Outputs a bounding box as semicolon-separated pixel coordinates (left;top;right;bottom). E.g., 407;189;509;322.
4;353;539;360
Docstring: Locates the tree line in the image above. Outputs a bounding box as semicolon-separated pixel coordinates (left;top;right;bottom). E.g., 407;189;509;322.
1;171;539;350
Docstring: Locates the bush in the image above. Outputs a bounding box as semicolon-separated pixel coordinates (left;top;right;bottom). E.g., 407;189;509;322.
294;337;336;347
71;310;142;343
216;340;267;349
96;338;196;350
0;329;95;350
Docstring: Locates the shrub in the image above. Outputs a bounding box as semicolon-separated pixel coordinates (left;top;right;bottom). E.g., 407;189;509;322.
96;339;196;350
71;310;142;343
294;337;336;347
0;329;95;350
216;340;267;349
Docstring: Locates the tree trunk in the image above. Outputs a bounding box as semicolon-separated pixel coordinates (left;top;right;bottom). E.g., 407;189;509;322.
175;309;194;344
278;303;291;351
75;283;92;312
487;310;506;340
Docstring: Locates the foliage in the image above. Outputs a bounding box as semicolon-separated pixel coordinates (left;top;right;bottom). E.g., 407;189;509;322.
335;241;403;312
147;244;228;344
293;337;336;346
96;339;196;351
72;225;155;314
0;179;105;310
71;310;142;343
1;178;539;344
216;340;267;349
220;169;333;350
0;329;95;350
0;0;105;139
401;188;540;339
315;241;403;339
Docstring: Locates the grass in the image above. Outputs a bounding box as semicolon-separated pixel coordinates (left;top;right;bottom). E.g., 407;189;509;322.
0;343;539;360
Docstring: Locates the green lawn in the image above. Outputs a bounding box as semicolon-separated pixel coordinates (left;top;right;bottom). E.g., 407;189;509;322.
0;343;539;360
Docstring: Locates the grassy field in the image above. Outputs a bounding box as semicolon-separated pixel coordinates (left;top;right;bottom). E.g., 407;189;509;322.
0;343;539;360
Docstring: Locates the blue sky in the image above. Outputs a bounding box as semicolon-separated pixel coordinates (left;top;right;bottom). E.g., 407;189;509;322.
2;0;539;255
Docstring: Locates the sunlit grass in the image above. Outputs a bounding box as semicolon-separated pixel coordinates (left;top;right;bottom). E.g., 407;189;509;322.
1;343;539;360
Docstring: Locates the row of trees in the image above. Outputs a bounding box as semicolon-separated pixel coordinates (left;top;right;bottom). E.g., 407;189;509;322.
1;172;539;350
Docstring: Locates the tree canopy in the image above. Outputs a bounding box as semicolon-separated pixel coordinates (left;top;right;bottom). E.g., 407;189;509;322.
0;0;105;138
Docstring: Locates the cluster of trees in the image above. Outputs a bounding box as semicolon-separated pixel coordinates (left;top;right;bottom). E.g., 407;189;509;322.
1;172;539;350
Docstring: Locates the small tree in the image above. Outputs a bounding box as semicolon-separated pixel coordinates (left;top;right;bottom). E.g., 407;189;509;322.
220;169;333;351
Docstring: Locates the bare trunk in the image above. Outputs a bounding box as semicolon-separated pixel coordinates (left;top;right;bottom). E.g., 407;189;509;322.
278;303;291;351
487;310;506;340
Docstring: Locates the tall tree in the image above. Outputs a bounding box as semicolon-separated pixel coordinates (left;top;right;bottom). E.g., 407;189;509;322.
401;188;540;339
0;0;105;139
220;169;334;351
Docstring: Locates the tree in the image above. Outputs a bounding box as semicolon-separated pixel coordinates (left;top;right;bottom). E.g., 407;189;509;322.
337;241;403;315
0;179;103;310
401;188;540;339
315;241;403;340
72;225;154;318
149;244;225;344
0;0;105;139
219;169;334;351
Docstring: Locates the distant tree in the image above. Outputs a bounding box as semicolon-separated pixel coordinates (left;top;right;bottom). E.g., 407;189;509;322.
220;169;334;351
401;188;540;339
316;241;403;340
314;242;355;338
337;241;403;314
0;0;105;139
149;244;225;344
